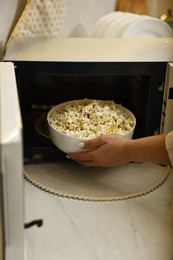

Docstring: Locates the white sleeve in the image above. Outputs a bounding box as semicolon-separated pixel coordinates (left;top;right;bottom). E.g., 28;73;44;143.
165;131;173;166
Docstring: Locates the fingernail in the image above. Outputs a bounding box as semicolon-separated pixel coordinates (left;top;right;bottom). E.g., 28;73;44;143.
78;142;85;148
66;155;70;159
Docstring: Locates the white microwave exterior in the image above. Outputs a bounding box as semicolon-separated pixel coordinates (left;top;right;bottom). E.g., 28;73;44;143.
0;62;24;260
3;37;173;137
4;37;173;62
160;63;173;134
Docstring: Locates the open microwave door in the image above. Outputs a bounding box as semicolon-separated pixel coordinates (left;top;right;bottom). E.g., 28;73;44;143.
0;62;24;260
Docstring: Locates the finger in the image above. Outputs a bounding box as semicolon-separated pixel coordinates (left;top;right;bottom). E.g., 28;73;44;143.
67;151;93;161
75;160;97;167
81;135;106;149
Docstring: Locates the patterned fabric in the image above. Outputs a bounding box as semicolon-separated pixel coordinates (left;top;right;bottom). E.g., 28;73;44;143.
6;0;67;50
165;131;173;166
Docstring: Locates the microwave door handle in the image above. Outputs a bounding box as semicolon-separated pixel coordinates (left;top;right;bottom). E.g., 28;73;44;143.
24;219;43;229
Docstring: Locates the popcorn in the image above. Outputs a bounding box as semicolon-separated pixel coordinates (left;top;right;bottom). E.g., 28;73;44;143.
48;99;134;138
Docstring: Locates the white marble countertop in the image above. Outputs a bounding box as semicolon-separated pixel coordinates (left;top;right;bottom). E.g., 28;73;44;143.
24;170;173;260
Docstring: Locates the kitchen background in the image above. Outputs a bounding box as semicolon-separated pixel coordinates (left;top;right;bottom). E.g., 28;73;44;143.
1;1;173;260
0;0;173;60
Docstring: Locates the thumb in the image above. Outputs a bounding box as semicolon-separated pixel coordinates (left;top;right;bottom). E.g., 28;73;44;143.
80;136;106;149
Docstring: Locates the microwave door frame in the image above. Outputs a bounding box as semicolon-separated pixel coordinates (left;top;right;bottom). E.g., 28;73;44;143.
0;171;4;260
0;62;24;260
15;60;167;137
0;65;5;260
160;62;173;134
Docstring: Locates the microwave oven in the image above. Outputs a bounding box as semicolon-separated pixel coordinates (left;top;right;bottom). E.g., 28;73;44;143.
1;37;173;260
3;37;173;163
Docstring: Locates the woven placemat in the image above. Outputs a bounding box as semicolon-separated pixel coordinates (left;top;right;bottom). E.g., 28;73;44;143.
24;161;170;201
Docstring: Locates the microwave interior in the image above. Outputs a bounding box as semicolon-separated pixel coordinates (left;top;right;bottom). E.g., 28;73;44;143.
13;61;167;162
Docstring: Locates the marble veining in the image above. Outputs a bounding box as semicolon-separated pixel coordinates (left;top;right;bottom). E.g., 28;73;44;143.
24;170;173;260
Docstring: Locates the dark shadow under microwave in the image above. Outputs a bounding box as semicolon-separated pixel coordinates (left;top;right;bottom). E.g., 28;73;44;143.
13;61;167;162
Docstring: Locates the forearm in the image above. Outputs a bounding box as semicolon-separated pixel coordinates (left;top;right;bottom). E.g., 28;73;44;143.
126;135;171;165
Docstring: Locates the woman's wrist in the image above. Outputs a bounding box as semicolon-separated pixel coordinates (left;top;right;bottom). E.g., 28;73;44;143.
123;139;137;163
125;135;171;165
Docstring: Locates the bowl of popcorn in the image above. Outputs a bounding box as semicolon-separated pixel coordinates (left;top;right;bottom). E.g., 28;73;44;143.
47;99;136;153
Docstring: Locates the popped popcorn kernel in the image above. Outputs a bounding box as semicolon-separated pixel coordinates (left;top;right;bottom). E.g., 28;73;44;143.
49;99;135;138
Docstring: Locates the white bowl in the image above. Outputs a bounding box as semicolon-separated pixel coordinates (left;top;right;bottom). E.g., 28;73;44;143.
47;99;136;153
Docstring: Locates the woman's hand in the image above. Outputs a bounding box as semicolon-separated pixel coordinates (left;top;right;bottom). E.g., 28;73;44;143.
67;134;132;167
67;134;171;167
